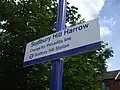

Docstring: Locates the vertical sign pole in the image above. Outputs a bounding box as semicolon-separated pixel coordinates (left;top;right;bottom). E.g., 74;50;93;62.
50;0;67;90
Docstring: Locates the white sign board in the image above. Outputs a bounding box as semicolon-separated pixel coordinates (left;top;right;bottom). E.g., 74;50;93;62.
24;18;101;66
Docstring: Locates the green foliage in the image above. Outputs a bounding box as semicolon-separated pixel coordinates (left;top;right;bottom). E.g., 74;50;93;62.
0;0;113;90
0;0;56;89
66;2;85;26
63;42;113;90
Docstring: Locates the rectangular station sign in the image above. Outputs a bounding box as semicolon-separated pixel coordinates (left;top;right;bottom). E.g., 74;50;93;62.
24;18;101;66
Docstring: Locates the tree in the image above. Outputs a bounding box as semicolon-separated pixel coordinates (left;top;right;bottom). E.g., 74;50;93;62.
0;0;56;89
0;0;113;90
63;42;113;90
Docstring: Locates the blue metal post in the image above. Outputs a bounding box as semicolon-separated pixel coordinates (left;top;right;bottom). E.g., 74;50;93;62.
50;0;67;90
57;0;67;31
